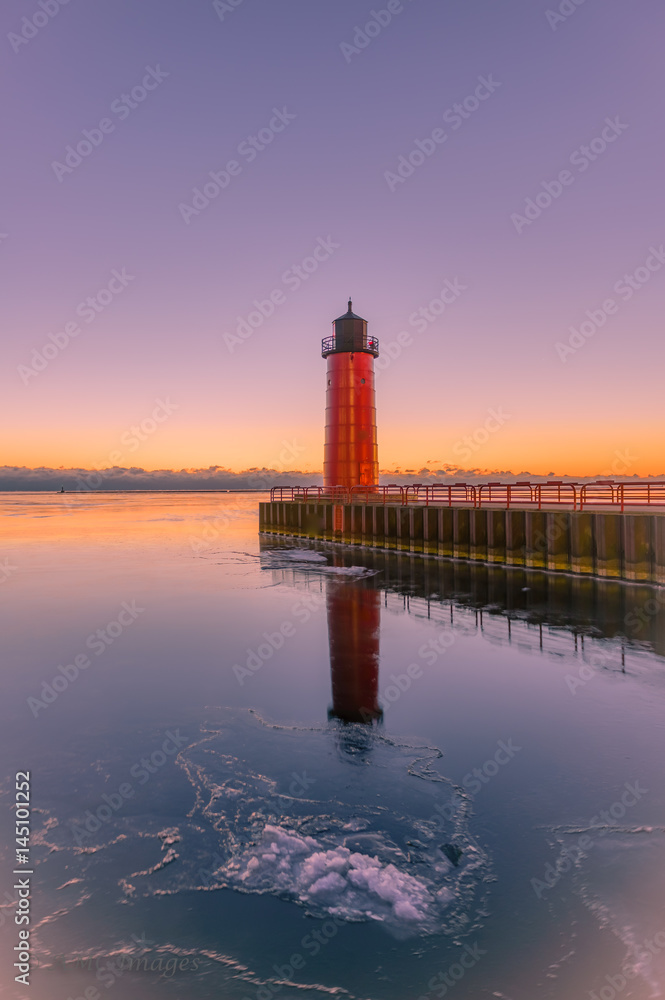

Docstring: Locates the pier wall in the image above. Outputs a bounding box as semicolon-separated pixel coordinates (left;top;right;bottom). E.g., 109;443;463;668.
259;502;665;584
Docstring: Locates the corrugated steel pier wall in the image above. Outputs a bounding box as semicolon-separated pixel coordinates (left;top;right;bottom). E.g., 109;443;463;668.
259;502;665;584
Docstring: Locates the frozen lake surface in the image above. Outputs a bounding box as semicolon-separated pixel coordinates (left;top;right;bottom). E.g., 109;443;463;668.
1;492;664;999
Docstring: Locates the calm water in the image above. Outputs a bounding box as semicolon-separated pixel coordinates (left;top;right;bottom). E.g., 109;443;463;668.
1;493;664;1000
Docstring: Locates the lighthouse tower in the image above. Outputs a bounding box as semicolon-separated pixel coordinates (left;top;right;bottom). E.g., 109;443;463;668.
322;300;379;489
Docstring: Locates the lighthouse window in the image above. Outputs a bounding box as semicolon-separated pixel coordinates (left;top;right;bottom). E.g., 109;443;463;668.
361;378;366;384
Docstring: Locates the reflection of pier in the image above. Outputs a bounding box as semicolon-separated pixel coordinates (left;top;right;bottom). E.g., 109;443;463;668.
383;591;628;675
259;539;665;676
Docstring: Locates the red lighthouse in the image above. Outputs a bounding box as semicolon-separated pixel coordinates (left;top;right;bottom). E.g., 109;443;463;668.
322;300;379;489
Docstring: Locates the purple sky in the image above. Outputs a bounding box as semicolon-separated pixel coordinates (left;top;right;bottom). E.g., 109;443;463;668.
2;0;665;480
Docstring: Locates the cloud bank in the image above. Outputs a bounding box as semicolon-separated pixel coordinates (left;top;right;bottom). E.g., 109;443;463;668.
0;465;658;492
0;465;311;492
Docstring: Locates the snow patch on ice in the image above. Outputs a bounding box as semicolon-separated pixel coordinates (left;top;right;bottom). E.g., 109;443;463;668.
265;549;328;563
231;825;442;931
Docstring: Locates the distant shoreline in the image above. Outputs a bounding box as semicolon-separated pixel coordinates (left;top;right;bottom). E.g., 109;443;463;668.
0;489;272;494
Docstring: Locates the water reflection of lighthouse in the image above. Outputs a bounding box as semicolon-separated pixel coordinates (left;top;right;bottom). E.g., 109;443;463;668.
326;569;382;726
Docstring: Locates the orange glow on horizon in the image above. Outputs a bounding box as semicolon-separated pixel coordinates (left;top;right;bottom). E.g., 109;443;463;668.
5;411;662;481
4;442;663;480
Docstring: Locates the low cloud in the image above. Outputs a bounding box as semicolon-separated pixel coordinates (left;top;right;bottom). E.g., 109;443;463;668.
0;465;314;492
0;465;658;492
378;466;655;485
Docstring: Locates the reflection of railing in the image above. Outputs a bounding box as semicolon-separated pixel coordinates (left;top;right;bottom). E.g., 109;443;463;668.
270;481;665;511
389;592;629;673
261;559;633;674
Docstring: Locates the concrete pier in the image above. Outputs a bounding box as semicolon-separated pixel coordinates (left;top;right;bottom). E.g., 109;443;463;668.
259;502;665;585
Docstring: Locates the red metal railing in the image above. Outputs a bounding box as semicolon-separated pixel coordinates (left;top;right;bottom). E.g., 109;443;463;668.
403;483;478;507
475;481;579;510
270;487;308;501
578;481;665;512
350;484;405;505
269;482;665;511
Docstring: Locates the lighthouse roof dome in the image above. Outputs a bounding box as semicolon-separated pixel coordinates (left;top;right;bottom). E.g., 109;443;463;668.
335;298;366;322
